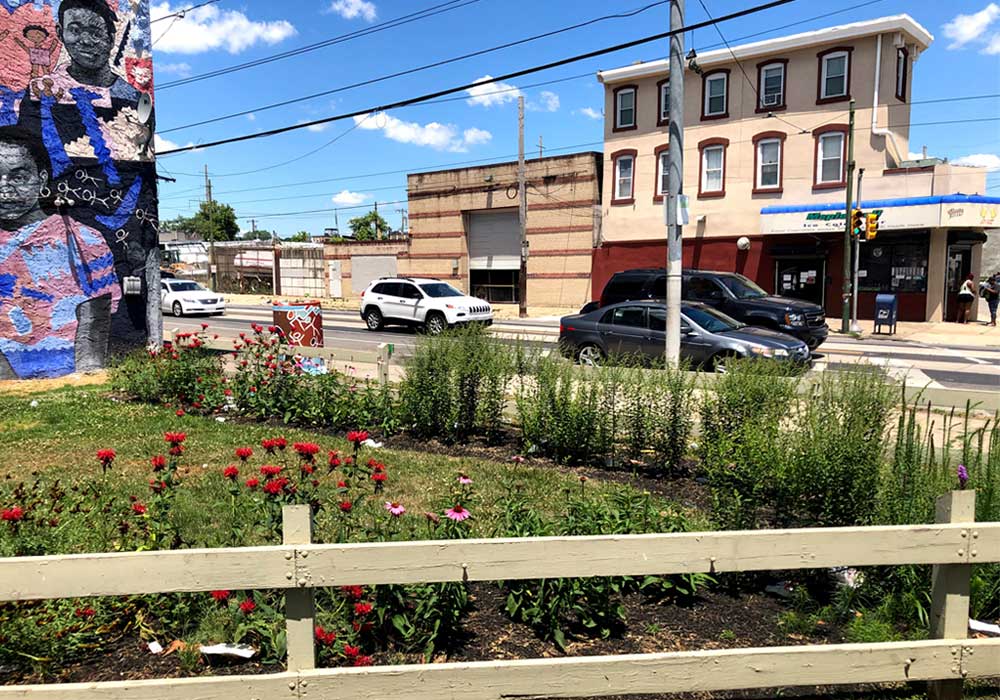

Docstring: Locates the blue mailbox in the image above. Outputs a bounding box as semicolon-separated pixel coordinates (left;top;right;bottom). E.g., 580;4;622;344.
874;294;898;335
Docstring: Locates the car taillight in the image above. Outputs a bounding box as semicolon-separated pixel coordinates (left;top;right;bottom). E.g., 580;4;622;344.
360;290;365;298
560;324;575;333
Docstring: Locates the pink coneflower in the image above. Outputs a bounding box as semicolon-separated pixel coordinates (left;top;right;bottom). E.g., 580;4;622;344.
458;473;472;485
385;501;406;517
511;455;525;464
445;505;470;522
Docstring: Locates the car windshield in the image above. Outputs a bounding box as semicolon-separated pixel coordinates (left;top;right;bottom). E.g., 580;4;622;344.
684;306;745;333
718;274;767;299
419;283;464;298
170;282;204;292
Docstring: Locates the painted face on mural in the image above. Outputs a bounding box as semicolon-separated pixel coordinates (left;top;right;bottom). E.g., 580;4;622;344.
58;7;115;79
0;142;47;226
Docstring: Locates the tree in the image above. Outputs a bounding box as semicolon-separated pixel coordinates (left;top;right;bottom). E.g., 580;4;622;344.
287;231;311;242
243;228;274;241
169;201;240;242
348;210;390;241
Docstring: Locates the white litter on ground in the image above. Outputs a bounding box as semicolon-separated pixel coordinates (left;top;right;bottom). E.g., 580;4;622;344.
970;619;1000;636
147;641;163;654
200;643;256;659
362;438;383;449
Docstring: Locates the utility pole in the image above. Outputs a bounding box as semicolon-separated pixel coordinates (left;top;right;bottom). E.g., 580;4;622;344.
204;164;216;292
850;168;864;333
538;135;543;159
374;201;380;240
664;0;684;365
518;95;528;318
396;208;407;235
841;100;856;334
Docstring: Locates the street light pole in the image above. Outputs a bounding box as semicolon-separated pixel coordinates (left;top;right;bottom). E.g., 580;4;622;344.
664;0;684;366
841;100;856;334
850;168;864;333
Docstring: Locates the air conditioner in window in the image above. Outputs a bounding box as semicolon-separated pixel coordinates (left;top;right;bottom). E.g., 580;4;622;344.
762;93;781;106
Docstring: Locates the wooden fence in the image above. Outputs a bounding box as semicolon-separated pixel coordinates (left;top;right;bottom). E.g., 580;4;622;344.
1;491;998;699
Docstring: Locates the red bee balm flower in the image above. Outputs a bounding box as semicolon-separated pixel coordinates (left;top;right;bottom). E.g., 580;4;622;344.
293;442;320;460
371;472;387;485
235;447;253;461
164;432;187;446
132;502;147;515
96;449;116;469
223;465;240;480
176;409;185;417
346;430;369;445
263;478;289;496
245;477;260;490
328;451;341;468
239;599;256;614
343;644;360;659
1;506;24;522
74;607;96;618
260;465;283;477
354;602;373;616
314;625;337;645
339;501;353;513
210;590;230;602
353;655;373;667
341;585;364;600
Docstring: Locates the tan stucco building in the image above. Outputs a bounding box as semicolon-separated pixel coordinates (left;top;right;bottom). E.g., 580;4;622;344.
595;14;995;322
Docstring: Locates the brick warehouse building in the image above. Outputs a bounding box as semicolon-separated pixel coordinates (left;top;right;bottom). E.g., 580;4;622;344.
404;152;602;308
593;15;996;322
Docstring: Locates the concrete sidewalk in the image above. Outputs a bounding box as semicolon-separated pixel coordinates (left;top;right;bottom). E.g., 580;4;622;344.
847;298;1000;348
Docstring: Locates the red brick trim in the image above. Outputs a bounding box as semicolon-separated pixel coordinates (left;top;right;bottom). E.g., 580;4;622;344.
816;46;853;105
656;78;670;127
701;69;730;121
526;225;594;234
895;46;908;102
612;84;638;132
527;272;591;279
755;58;788;113
408;175;598;202
528;198;597;211
751;130;786;195
408;210;462;220
403;252;462;259
812;124;848;191
697;137;729;199
528;248;592;257
652;143;670;203
410;231;465;239
610;148;638;205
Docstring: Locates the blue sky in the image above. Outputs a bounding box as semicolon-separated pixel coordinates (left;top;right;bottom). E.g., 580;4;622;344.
151;0;1000;237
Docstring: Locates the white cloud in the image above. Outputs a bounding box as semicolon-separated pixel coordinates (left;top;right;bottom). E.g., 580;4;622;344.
952;153;1000;171
527;91;560;112
150;2;296;54
297;120;330;133
157;62;192;77
353;112;492;152
246;113;256;122
328;0;377;21
943;3;1000;49
465;75;521;107
331;190;370;206
985;33;1000;54
907;150;938;161
154;134;197;153
576;107;602;120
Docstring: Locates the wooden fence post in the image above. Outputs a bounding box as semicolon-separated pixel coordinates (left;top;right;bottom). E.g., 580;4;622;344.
282;505;315;671
928;489;975;700
377;343;391;386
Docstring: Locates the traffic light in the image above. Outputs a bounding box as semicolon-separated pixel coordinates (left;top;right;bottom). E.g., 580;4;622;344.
866;212;879;240
851;209;865;238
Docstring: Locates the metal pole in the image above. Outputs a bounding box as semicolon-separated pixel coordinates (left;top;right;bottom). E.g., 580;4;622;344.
850;168;864;333
518;95;528;318
664;0;684;365
205;164;216;292
841;100;855;334
538;135;543;159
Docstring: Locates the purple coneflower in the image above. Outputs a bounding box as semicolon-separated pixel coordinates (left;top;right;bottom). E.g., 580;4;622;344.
385;501;406;517
445;505;471;522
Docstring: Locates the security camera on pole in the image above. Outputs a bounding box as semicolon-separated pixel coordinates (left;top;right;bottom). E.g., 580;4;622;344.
664;0;685;366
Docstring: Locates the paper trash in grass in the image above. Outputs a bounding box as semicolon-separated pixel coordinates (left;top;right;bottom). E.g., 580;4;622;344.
200;643;256;659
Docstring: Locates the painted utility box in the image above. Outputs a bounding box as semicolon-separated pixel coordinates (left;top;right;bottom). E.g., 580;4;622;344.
272;300;323;348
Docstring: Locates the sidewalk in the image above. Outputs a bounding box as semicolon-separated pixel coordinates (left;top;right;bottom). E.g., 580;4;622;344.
847;299;1000;348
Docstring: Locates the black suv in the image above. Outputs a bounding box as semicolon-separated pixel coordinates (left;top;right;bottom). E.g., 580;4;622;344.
598;268;828;349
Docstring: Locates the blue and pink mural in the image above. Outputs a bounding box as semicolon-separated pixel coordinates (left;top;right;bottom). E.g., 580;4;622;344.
0;0;157;379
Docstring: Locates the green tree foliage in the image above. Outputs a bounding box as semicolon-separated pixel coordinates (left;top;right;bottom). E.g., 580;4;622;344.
348;210;390;241
287;231;311;242
163;201;240;242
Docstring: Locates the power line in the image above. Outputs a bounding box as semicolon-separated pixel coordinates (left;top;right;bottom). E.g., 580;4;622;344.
159;1;673;134
158;0;800;155
151;0;223;23
158;0;483;90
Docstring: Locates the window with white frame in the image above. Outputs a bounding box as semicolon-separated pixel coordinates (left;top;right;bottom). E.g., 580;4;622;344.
704;72;727;116
615;87;636;129
701;146;724;193
895;48;907;100
658;80;670;122
820;51;849;99
657;149;669;195
615;154;634;200
759;63;784;108
756;139;781;189
817;132;845;184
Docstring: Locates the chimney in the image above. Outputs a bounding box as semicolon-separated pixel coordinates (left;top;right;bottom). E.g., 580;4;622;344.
922;145;927;159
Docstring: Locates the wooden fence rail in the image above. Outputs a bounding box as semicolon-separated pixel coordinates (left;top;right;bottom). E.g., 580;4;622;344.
2;493;997;699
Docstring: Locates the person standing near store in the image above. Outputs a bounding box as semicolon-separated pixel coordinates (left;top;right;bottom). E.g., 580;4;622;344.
986;273;1000;327
957;273;976;324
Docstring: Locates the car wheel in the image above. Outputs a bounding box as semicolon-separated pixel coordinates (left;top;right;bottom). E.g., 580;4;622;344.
172;301;184;318
364;307;384;331
425;312;446;336
577;343;604;367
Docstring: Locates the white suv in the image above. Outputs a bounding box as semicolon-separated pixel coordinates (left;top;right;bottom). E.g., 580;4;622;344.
360;277;493;334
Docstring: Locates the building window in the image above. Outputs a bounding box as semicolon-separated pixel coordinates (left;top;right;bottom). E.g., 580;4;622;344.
813;125;847;189
858;240;928;293
614;85;637;131
752;131;786;193
657;78;670;125
697;138;728;198
611;149;637;204
702;70;729;120
654;145;669;200
756;60;786;111
817;48;852;103
895;47;908;101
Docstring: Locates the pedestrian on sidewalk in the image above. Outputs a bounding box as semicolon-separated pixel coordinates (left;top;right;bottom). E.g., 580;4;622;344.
957;273;976;323
986;273;1000;327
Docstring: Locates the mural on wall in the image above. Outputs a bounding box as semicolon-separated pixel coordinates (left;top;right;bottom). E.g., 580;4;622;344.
0;0;158;379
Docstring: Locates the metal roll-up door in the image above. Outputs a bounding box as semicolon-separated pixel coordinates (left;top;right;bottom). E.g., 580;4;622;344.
468;210;520;270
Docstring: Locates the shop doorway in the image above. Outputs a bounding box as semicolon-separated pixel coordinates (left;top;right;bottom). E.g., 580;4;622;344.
945;245;972;322
775;258;826;306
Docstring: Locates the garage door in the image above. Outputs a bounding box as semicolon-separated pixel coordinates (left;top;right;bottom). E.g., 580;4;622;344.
351;255;397;294
468;210;520;270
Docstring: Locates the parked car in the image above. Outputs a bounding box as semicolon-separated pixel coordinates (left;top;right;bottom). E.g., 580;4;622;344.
597;268;828;349
160;279;225;317
360;277;493;335
559;300;810;371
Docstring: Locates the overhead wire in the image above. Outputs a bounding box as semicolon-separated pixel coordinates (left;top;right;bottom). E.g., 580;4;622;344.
150;0;222;23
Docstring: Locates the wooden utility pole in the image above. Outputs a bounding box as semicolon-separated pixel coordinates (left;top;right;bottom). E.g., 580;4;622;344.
841;100;855;334
518;96;528;318
204;164;216;291
664;0;684;365
538;135;543;159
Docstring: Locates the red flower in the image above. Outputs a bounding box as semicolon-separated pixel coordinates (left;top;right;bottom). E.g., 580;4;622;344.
346;430;369;445
96;449;116;468
251;323;263;333
239;598;256;614
260;464;283;477
168;445;184;457
132;502;147;515
343;644;359;659
149;480;166;494
352;655;373;667
224;388;233;396
223;465;240;480
235;447;254;461
74;607;96;618
341;585;364;600
268;325;278;333
164;432;187;446
371;472;387;485
245;477;260;490
354;602;373;616
300;464;315;475
328;451;341;468
293;442;320;461
201;323;209;330
336;480;347;489
263;477;291;496
314;625;337;645
210;590;230;602
1;506;24;522
339;501;353;513
176;409;185;417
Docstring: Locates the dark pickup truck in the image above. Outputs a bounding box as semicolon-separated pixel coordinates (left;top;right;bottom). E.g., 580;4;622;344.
598;268;829;349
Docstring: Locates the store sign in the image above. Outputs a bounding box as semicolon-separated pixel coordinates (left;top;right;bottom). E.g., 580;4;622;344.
944;204;999;228
762;203;939;235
